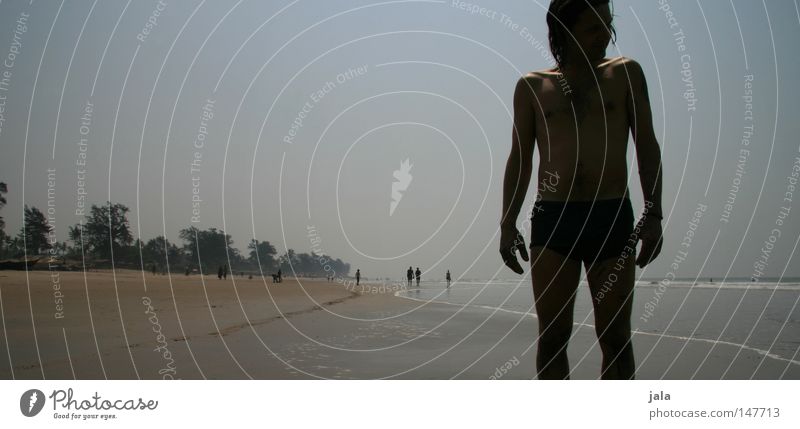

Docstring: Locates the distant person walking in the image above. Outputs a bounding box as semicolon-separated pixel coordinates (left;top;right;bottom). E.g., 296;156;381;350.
217;265;224;280
446;270;451;288
356;269;361;286
407;266;414;287
415;267;421;287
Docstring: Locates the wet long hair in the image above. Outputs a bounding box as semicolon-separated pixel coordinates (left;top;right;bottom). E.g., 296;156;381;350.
547;0;617;68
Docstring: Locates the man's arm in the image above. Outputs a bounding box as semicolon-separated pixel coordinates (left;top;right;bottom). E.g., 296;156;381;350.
625;59;662;217
500;75;536;273
625;59;664;267
501;76;537;227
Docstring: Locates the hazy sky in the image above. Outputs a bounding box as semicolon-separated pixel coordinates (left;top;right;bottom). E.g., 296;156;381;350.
1;0;799;281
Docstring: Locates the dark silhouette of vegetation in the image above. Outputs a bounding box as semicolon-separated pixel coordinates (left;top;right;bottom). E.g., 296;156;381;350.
72;202;134;259
67;223;89;256
0;182;9;258
248;239;277;273
279;250;350;278
0;182;7;231
18;205;52;256
0;192;354;276
137;235;182;273
179;226;239;275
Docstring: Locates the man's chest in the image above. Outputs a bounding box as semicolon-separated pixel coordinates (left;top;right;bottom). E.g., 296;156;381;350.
534;75;628;126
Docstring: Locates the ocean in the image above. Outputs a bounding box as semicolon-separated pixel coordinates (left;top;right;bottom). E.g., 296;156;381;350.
396;279;800;371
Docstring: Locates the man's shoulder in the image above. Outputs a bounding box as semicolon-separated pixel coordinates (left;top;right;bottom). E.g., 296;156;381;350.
522;57;643;78
523;68;557;81
515;70;555;95
605;55;636;65
604;56;644;75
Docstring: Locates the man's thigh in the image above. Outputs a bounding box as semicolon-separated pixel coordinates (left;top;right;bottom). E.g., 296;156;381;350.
585;252;636;331
530;246;582;325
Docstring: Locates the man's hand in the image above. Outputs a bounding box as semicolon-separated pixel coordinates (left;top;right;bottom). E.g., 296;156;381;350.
635;216;663;268
500;226;529;274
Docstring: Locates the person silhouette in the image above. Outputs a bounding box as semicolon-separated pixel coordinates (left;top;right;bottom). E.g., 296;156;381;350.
356;269;361;286
217;265;223;280
446;270;451;288
415;267;421;287
407;266;414;287
499;0;663;380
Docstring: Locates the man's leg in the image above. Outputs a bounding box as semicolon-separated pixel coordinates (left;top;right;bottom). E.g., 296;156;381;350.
530;246;582;380
585;252;636;380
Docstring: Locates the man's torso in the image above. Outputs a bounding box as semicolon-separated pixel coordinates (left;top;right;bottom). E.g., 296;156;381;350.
524;56;634;201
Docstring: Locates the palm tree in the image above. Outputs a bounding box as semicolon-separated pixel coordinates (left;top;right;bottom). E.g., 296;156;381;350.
0;182;7;231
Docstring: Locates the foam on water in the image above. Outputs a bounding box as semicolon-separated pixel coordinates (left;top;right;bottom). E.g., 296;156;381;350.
395;281;800;367
429;280;800;291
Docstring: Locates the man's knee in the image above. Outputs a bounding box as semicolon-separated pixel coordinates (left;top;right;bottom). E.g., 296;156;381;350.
539;324;572;349
597;328;632;351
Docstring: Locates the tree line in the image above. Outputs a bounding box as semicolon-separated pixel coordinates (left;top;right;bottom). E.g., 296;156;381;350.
0;183;350;277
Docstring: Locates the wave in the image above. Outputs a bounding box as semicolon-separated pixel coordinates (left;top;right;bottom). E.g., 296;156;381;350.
394;289;800;367
436;280;800;291
636;281;800;291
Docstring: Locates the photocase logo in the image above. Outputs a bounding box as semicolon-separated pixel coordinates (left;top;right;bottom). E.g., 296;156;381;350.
20;389;45;417
390;158;413;216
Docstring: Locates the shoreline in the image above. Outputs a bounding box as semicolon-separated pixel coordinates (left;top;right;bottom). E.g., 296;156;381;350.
0;270;797;379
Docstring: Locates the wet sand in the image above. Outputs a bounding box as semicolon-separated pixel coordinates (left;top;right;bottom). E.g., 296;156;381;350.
0;270;797;379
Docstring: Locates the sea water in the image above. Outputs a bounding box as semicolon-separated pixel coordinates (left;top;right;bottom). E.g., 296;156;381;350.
397;279;800;366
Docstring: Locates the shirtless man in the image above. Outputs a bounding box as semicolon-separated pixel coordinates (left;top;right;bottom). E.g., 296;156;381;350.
499;0;663;380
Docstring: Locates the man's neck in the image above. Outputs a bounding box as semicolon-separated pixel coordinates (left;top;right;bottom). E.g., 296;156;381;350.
558;56;605;76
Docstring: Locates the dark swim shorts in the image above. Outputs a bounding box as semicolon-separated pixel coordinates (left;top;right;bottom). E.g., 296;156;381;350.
530;197;634;265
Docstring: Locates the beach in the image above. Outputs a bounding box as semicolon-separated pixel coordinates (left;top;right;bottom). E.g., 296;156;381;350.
0;270;798;380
